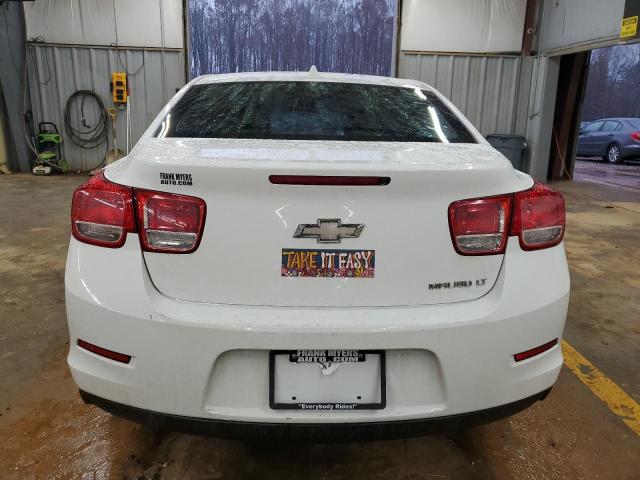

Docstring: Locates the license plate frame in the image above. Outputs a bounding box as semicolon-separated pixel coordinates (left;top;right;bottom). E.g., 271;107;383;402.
269;350;386;410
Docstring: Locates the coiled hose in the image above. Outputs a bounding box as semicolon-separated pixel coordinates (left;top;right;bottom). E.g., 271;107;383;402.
64;90;108;149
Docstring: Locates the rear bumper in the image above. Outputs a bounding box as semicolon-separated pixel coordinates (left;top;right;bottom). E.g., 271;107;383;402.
80;387;552;442
622;143;640;157
65;235;569;428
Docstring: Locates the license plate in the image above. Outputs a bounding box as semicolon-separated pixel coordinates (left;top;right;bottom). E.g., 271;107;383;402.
281;249;375;278
269;350;386;410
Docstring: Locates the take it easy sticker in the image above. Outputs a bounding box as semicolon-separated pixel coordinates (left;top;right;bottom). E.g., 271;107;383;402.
160;172;193;186
281;248;375;278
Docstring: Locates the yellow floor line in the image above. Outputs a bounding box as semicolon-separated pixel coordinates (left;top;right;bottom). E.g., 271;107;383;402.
562;340;640;436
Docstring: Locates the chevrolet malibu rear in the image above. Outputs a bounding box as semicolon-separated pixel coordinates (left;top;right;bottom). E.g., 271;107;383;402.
65;72;569;441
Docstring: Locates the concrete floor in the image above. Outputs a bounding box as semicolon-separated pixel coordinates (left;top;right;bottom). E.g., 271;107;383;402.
575;158;640;192
0;171;639;479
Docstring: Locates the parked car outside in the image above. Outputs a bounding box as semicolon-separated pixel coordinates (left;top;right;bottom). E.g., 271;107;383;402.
577;117;640;163
66;71;569;441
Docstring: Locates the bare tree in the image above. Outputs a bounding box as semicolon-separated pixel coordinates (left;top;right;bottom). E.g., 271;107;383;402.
582;43;640;121
188;0;396;78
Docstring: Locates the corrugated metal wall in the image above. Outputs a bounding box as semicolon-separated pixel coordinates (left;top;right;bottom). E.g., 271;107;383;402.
26;43;185;172
399;53;533;138
1;3;30;172
27;47;533;171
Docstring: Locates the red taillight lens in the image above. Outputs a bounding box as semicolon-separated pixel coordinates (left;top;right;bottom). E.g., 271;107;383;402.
134;190;206;253
71;173;207;253
511;181;565;250
631;131;640;142
449;181;564;255
269;175;391;186
71;173;135;248
448;195;512;255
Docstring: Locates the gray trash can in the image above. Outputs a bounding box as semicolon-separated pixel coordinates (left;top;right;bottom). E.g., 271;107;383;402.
486;134;527;171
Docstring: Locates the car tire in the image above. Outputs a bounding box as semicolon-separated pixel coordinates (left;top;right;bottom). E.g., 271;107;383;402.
605;143;623;164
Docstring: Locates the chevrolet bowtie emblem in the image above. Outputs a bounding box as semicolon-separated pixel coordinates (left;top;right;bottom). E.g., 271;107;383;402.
293;218;364;243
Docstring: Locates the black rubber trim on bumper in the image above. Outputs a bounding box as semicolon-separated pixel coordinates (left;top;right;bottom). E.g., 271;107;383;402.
79;388;551;443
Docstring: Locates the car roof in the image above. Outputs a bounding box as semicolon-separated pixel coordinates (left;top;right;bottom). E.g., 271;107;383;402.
192;70;432;90
588;118;640;123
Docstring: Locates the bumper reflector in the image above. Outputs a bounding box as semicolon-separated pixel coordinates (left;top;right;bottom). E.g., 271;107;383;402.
78;339;131;364
514;339;558;362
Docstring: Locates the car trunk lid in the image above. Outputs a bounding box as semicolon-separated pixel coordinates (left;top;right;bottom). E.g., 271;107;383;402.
105;138;532;307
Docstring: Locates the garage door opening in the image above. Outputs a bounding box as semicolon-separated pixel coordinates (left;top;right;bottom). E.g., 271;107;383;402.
547;51;589;181
549;44;640;195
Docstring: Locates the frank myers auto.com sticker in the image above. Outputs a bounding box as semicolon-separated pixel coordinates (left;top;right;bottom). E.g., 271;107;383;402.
160;172;193;186
281;249;375;278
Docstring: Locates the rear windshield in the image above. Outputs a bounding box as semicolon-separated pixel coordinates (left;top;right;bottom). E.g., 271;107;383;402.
627;119;640;129
155;81;476;143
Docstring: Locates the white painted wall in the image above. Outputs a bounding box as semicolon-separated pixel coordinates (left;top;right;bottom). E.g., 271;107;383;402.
23;0;183;48
400;0;527;53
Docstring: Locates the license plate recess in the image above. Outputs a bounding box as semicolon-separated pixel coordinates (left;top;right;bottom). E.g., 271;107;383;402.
269;349;386;410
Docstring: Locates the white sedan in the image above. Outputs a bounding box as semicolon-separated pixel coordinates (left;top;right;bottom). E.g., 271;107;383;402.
65;71;569;441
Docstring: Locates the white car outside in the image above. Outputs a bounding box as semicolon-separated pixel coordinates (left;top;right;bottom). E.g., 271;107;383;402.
65;71;569;441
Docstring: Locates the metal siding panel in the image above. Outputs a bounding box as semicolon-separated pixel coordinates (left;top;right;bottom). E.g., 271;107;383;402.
450;56;471;114
490;57;505;134
434;55;454;99
26;44;185;171
126;50;146;144
481;57;498;134
164;52;186;101
515;57;534;136
73;48;99;170
399;52;532;138
91;48;113;170
505;57;520;133
472;57;488;132
398;53;418;80
419;55;438;87
399;55;420;78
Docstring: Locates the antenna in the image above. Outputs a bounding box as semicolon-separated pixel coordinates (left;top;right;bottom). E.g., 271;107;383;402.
309;65;319;74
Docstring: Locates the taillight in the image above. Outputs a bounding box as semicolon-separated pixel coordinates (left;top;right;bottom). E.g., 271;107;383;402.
448;195;512;255
71;173;206;253
134;190;206;253
511;181;565;250
631;131;640;142
71;173;135;248
448;180;564;255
